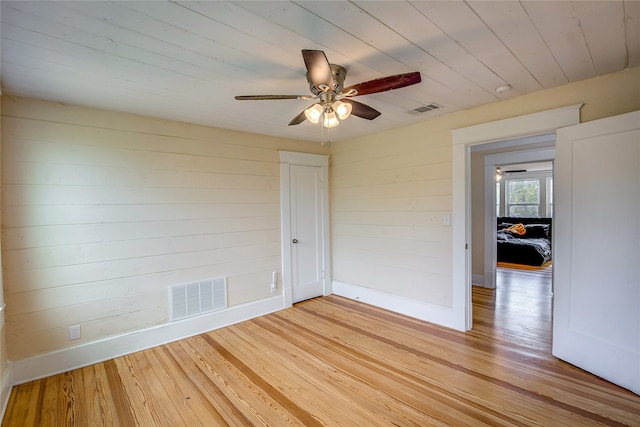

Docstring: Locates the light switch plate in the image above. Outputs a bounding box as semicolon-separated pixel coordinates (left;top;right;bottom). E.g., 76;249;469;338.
69;325;81;340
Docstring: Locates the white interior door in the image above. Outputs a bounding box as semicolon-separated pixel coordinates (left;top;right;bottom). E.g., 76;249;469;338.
553;110;640;394
290;164;325;303
279;151;330;307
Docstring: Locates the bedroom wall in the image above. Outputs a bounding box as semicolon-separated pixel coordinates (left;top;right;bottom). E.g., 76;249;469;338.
330;125;453;309
1;96;325;361
331;66;640;319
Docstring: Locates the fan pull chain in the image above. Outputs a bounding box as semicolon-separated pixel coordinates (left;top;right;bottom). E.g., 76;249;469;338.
320;114;331;147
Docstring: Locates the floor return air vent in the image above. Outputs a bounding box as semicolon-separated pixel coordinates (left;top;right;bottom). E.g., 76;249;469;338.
170;277;227;321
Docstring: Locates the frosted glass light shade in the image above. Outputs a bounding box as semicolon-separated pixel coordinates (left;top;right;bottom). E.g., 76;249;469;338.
304;104;323;124
333;101;352;120
323;111;339;128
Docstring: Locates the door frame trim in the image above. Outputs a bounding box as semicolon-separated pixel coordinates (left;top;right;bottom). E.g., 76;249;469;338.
279;151;331;307
450;104;582;331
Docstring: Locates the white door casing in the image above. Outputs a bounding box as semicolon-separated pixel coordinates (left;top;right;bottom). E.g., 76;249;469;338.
451;104;582;330
280;151;331;307
553;110;640;394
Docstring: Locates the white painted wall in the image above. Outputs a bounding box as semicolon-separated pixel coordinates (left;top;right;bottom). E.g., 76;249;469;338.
331;135;453;308
331;66;640;326
1;96;325;361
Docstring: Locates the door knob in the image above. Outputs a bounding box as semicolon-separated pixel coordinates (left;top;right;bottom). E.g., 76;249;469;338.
292;239;299;244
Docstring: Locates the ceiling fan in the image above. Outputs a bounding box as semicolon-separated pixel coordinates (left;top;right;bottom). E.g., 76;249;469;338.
235;50;422;128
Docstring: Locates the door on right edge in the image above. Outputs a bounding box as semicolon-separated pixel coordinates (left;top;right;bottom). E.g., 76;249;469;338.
553;110;639;394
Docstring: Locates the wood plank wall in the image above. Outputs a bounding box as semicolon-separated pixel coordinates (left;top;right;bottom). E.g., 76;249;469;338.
330;129;453;307
1;96;324;360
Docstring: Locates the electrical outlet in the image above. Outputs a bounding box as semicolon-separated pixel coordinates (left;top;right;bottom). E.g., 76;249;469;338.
271;271;277;293
69;324;81;340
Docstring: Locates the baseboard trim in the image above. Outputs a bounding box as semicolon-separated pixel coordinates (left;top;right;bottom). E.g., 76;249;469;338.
472;274;485;286
332;280;457;329
0;362;14;423
12;295;284;385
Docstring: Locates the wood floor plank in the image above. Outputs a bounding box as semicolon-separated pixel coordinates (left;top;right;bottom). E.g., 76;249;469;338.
4;380;42;426
57;370;84;426
252;314;517;426
40;375;59;427
112;354;171;426
3;266;640;426
164;340;254;426
199;328;345;426
131;349;205;427
176;334;294;426
150;345;229;426
82;364;119;427
278;302;590;426
103;359;135;426
217;317;444;426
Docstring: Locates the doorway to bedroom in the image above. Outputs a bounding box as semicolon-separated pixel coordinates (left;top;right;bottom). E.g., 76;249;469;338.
470;136;556;290
470;138;556;343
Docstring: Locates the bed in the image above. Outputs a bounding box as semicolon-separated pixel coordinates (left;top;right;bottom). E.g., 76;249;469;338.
497;217;552;266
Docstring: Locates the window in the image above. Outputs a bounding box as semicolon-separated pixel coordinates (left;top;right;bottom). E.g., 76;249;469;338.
495;170;552;218
506;179;539;217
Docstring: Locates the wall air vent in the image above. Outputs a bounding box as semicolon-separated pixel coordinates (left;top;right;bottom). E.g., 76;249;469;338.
170;277;227;321
413;103;442;113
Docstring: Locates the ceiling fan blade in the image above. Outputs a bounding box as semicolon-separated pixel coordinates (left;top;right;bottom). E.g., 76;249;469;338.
342;99;381;120
302;49;333;88
342;72;421;97
235;95;308;100
288;109;308;126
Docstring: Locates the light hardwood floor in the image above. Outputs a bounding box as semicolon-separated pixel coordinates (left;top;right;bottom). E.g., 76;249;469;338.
3;268;640;426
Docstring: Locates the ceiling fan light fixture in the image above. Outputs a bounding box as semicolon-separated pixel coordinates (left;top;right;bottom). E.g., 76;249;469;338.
304;104;323;124
333;100;352;120
235;50;422;137
323;110;339;128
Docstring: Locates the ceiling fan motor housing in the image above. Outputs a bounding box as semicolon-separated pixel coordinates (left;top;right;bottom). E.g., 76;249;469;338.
307;64;347;95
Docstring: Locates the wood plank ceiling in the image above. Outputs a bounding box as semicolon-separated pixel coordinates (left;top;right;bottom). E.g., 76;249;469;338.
1;1;638;143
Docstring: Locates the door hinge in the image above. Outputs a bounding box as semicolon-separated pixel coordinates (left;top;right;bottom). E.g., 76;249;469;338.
319;180;324;189
321;270;325;279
